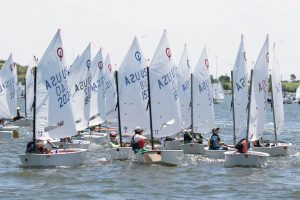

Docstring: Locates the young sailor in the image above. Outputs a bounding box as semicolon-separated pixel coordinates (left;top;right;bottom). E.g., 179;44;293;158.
131;126;148;153
208;128;227;150
109;132;119;148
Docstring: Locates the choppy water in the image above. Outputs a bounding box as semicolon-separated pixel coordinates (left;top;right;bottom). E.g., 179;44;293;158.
1;97;300;199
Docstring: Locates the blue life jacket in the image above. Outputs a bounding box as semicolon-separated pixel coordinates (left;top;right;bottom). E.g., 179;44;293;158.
209;134;220;150
131;134;139;152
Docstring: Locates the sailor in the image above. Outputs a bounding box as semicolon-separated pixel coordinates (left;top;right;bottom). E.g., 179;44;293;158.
236;138;250;153
13;107;24;121
252;137;264;147
131;126;147;153
183;130;193;144
208;128;227;150
109;132;119;148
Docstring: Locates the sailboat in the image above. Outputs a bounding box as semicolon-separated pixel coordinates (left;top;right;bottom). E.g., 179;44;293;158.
224;35;270;167
136;30;183;165
212;82;225;104
165;44;190;150
0;53;19;139
108;37;149;160
293;85;300;103
12;65;34;127
252;43;292;156
19;30;87;167
181;47;211;155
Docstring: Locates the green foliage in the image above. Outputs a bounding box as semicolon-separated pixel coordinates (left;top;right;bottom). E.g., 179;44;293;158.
219;75;230;83
0;59;29;85
220;81;231;90
282;81;300;93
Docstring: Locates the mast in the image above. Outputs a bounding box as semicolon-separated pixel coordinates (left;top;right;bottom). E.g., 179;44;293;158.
270;74;278;145
24;77;27;119
146;67;154;150
246;70;254;145
190;73;193;133
32;64;37;146
115;71;123;147
231;70;236;145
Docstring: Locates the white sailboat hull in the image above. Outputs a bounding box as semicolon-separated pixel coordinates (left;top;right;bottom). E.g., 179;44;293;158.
204;146;236;159
0;131;14;140
136;150;183;166
164;139;184;150
80;132;108;144
107;147;134;160
52;140;90;149
181;143;206;154
224;151;269;167
19;149;87;167
161;150;183;165
252;142;292;157
12;119;33;127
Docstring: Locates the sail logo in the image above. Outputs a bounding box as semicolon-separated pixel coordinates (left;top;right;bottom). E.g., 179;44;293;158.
44;68;70;108
124;68;147;86
135;51;142;63
57;48;64;61
235;75;247;92
98;61;103;70
204;59;209;69
86;60;91;70
157;66;178;101
266;52;269;63
166;48;171;60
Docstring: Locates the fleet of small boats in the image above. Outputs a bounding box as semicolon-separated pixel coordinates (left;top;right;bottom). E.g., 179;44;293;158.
0;29;294;168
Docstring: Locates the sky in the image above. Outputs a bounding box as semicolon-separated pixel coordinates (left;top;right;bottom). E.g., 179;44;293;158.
1;0;300;80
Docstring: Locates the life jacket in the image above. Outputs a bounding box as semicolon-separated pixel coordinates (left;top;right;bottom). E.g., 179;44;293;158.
131;134;145;152
236;138;250;153
209;134;220;150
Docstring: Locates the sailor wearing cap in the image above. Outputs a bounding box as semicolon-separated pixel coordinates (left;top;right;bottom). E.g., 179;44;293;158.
109;131;119;148
131;126;147;153
208;127;224;150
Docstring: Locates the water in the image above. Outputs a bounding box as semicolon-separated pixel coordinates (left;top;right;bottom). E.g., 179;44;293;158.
1;97;300;199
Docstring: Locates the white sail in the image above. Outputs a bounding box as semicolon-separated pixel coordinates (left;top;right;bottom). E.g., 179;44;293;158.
249;35;269;141
296;85;300;100
68;44;92;131
88;49;106;126
17;82;25;98
35;29;76;139
233;35;248;141
25;65;34;117
271;43;284;136
176;44;191;128
149;30;182;138
118;37;150;134
103;54;117;121
192;47;214;133
213;82;224;100
0;54;17;118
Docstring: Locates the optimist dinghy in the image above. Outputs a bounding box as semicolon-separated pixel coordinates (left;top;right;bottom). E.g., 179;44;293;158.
224;35;270;167
252;43;292;156
19;30;87;167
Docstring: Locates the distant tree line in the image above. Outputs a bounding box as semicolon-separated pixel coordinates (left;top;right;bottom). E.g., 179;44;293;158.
0;59;299;93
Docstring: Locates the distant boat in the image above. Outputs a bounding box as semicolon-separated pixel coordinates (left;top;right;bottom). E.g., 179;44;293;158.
212;82;224;104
